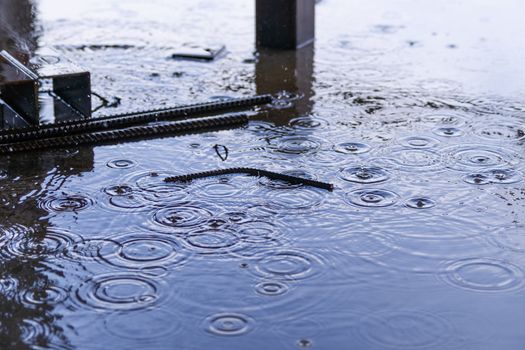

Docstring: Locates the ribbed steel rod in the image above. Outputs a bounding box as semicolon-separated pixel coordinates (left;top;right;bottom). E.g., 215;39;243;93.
164;167;334;191
96;94;272;121
0;95;272;143
0;114;248;155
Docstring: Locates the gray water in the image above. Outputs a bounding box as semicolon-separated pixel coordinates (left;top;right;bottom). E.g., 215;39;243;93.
0;0;524;349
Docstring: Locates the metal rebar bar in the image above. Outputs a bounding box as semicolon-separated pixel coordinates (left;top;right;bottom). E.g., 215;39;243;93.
164;167;334;191
0;94;272;144
0;114;248;155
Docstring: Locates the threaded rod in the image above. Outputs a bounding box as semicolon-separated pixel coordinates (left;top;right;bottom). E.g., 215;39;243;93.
164;167;334;191
0;114;248;155
0;95;271;143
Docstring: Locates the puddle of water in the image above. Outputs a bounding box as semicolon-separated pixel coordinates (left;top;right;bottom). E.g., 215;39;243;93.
1;0;525;349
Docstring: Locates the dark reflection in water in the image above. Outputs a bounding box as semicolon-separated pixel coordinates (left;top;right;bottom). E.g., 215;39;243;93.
0;151;94;349
1;1;83;348
256;45;315;125
1;0;525;349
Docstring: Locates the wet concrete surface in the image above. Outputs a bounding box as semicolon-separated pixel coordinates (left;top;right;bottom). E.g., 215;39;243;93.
0;0;524;349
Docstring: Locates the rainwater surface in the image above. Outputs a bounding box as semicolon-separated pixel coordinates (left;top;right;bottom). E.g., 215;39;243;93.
0;0;524;349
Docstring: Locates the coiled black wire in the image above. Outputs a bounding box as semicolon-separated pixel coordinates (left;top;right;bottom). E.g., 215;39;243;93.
0;114;248;155
164;167;334;191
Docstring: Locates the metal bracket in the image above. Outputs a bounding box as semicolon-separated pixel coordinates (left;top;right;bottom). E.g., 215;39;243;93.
29;47;92;118
0;50;39;124
0;48;91;129
0;99;30;129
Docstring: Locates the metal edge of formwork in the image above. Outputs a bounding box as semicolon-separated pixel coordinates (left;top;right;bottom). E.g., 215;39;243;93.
0;50;40;125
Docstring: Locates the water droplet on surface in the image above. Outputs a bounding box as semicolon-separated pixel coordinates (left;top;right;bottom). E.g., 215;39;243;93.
374;147;444;172
333;142;371;154
255;281;289;296
6;228;81;259
345;189;399;208
204;313;254;336
40;194;94;213
340;166;390;184
124;171;189;203
101;233;189;269
152;205;213;232
22;286;67;306
20;319;53;346
433;126;463;137
441;258;525;292
184;228;242;255
107;159;137;169
400;136;440;149
464;169;521;185
463;173;491;185
107;194;150;212
75;274;163;311
253;250;322;281
445;145;520;171
104;185;133;196
297;339;313;348
270;136;323;155
195;181;243;199
290;116;329;130
405;197;436;209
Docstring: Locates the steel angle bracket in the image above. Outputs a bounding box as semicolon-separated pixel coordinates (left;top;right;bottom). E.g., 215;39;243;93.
0;48;92;129
29;47;92;118
0;50;39;124
0;98;30;129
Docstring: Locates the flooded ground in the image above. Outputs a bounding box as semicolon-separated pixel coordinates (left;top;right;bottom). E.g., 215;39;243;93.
0;0;524;349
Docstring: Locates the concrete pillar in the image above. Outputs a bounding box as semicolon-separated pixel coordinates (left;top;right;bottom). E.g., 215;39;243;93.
256;0;315;50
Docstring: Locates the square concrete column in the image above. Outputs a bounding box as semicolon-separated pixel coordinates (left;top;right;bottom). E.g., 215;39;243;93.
256;0;315;50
